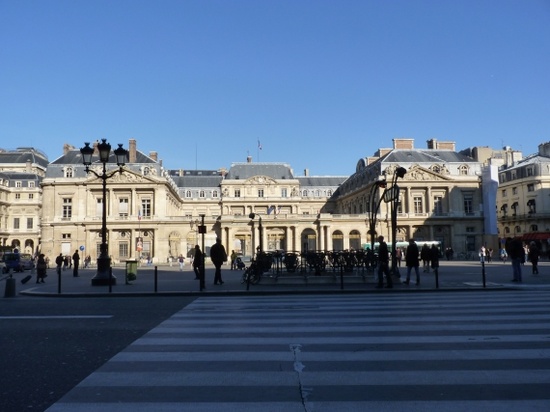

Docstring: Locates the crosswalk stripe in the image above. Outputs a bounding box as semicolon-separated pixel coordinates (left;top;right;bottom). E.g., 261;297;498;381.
47;291;550;411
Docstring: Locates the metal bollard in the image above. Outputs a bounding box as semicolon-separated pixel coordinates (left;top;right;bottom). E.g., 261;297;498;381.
4;277;16;297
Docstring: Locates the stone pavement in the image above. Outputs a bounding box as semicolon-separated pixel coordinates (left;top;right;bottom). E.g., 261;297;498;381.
7;259;550;297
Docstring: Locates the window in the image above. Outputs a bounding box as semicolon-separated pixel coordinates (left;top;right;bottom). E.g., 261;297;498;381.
27;218;33;229
511;202;518;216
433;195;443;215
413;196;423;214
258;189;264;198
65;167;74;178
14;218;20;229
199;190;205;198
96;198;103;216
212;190;218;198
531;224;538;232
15;193;20;200
143;167;150;176
459;165;468;175
501;204;508;216
16;181;22;188
463;193;473;215
502;189;507;197
141;199;151;218
512;187;517;195
29;182;35;188
504;226;510;234
119;198;129;218
466;227;475;233
28;193;34;200
63;198;72;219
185;190;191;198
281;188;288;198
527;184;534;192
234;189;241;198
527;199;536;214
527;167;533;177
119;242;129;258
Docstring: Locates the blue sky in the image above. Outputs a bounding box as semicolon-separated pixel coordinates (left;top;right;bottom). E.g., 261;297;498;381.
1;0;549;176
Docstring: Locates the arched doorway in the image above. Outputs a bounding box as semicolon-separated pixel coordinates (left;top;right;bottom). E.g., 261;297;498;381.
332;230;344;251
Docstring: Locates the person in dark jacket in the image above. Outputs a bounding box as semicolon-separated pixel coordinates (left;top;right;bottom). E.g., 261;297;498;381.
528;242;540;275
36;254;47;283
376;236;392;288
506;237;524;282
210;238;227;285
192;245;205;288
430;244;440;273
72;250;80;277
404;238;420;285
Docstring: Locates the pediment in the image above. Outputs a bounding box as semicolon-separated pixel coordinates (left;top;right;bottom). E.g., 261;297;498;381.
401;165;452;181
85;168;154;184
245;175;277;185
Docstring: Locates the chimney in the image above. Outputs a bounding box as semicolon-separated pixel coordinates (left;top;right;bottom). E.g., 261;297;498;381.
149;151;158;162
304;168;309;176
393;138;414;149
63;143;72;156
129;139;137;163
427;138;437;149
247;155;252;163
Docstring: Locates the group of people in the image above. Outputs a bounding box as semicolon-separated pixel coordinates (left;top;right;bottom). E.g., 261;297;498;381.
33;249;83;283
191;237;228;289
377;236;439;288
502;238;541;282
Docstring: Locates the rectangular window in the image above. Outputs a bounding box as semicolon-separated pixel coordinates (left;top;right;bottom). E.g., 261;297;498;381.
29;182;35;188
141;199;151;218
96;198;103;217
119;242;129;258
433;195;443;215
14;218;20;229
27;218;33;229
119;198;129;218
464;194;473;215
29;193;34;200
258;189;264;198
63;198;72;219
281;188;288;198
527;184;534;192
413;196;423;214
466;235;476;252
234;189;241;198
15;193;20;200
502;189;507;197
512;187;517;195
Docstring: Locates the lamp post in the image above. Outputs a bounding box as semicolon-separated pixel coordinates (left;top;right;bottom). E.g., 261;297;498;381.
382;167;407;278
80;139;127;286
249;213;263;254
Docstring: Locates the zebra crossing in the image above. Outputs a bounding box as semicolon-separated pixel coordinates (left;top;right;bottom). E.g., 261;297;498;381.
47;291;550;411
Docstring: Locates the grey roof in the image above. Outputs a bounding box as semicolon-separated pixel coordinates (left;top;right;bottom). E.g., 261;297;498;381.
225;163;295;180
296;176;348;187
50;147;156;165
0;171;42;187
170;170;224;188
384;149;476;164
0;147;49;168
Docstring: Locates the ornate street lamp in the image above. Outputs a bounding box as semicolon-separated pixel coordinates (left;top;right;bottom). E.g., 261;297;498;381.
80;139;127;286
382;166;407;278
249;213;263;254
367;176;387;269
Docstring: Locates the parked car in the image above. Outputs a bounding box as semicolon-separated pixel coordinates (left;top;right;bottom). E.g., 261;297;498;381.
1;252;33;272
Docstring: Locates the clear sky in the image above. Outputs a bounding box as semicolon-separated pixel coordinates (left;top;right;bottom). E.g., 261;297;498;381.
1;0;549;176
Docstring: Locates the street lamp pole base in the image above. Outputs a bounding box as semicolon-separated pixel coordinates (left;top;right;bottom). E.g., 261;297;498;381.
91;256;116;286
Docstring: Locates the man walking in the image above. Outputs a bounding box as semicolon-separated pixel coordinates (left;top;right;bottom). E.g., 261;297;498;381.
55;253;63;276
210;237;227;285
404;238;420;285
376;236;392;288
72;249;80;277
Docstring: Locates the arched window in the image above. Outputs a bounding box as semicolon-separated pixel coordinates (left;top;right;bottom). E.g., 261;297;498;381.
458;165;469;175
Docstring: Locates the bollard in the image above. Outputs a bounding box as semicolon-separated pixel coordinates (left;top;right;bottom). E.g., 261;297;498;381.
4;277;16;297
154;266;158;292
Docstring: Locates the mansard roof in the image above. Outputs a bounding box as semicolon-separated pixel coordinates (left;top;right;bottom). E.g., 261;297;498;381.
0;147;49;168
169;170;223;188
49;146;156;165
296;176;348;187
0;171;42;187
384;149;476;164
225;162;295;180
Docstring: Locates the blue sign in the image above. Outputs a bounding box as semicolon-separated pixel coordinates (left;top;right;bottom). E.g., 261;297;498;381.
80;245;85;251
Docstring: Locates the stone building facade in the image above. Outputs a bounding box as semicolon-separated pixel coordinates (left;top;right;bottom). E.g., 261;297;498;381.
2;136;512;265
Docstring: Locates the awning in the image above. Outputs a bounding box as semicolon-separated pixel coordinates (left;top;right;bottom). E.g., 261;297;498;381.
522;232;550;241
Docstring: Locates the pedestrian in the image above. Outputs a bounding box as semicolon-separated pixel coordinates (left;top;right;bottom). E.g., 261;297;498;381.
36;253;47;283
403;238;420;285
230;250;238;270
55;253;63;275
178;254;185;271
192;245;205;289
63;255;69;271
421;243;431;273
506;237;524;282
72;249;80;277
396;248;402;267
499;247;508;263
376;236;392;288
528;242;540;275
210;237;227;285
